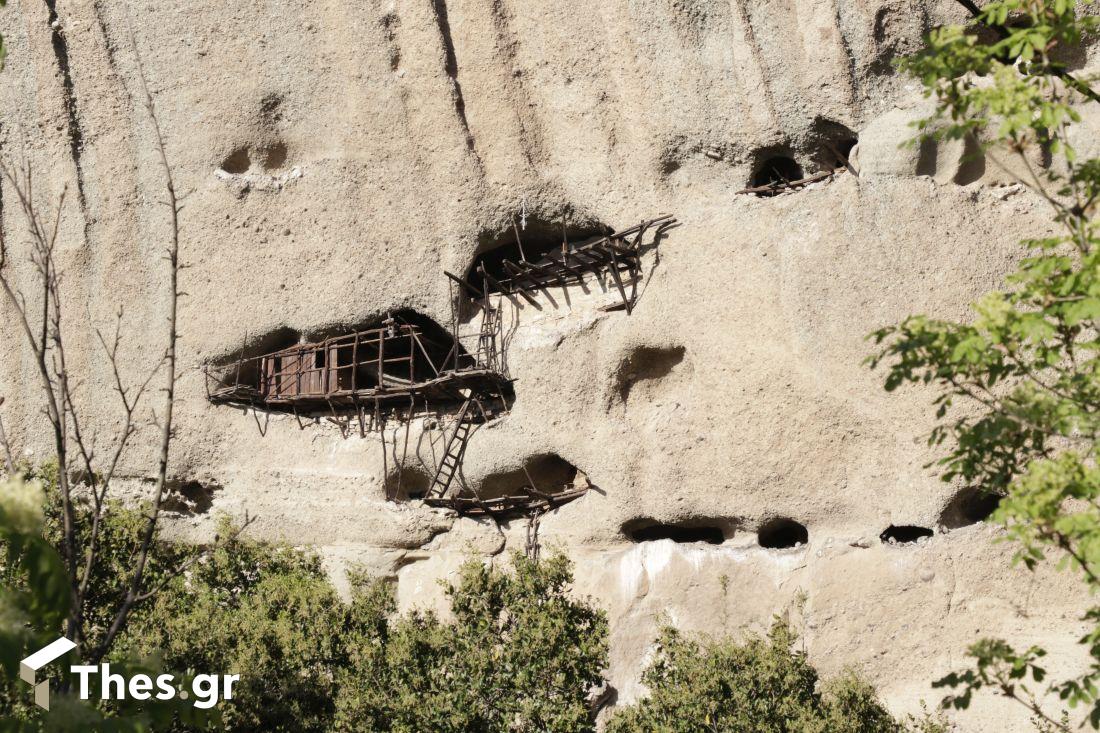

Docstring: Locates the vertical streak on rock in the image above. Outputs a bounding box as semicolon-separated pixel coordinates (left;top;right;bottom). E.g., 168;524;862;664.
728;0;778;134
90;0;120;77
832;0;862;116
488;0;545;170
794;0;857;120
430;0;477;156
42;0;89;227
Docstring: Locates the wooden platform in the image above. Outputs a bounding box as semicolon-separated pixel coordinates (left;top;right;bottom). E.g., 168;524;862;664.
424;485;588;518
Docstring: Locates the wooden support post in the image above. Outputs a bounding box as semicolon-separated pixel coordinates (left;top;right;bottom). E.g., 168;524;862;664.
481;263;537;306
606;250;631;314
445;270;484;299
376;330;384;393
511;215;528;262
570;248;609;275
502;259;552;296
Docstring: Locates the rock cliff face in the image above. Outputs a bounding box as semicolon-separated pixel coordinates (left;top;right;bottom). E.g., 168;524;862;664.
1;0;1097;728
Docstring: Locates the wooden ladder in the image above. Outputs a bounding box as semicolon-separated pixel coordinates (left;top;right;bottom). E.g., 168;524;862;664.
476;304;500;371
427;398;477;499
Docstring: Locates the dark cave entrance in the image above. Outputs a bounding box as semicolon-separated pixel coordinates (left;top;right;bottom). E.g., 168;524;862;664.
464;217;612;297
757;518;809;549
622;518;733;545
880;525;934;544
940;487;1001;529
750;156;804;188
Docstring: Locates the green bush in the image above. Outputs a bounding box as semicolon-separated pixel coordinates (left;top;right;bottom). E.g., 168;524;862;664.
118;519;374;732
124;533;606;733
607;620;946;733
0;476;207;732
3;475;925;732
333;552;608;733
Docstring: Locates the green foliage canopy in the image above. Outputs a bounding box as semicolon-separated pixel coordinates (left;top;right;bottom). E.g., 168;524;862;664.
606;620;942;733
870;1;1100;728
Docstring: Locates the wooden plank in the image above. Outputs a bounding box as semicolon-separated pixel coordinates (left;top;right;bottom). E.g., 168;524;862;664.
736;169;836;195
482;264;538;306
445;270;484;299
606;250;632;314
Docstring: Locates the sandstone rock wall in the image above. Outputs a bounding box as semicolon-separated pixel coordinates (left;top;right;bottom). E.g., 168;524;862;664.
1;1;1096;728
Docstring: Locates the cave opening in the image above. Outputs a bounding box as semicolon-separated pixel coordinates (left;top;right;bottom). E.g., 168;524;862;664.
386;466;432;502
623;518;731;545
464;217;612;297
208;310;472;395
757;518;808;549
161;480;222;515
831;137;857;166
616;345;686;403
751;156;804;189
209;326;301;392
808;117;859;171
880;525;934;544
477;454;579;500
423;453;591;517
940;487;1001;529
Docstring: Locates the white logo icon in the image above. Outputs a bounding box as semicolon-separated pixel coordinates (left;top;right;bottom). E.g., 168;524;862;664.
20;637;77;710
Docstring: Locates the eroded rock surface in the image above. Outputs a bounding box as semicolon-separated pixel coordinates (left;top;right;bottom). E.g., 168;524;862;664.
1;1;1097;728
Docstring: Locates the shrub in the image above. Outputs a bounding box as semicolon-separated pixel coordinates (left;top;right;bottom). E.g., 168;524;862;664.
333;552;609;733
607;619;946;733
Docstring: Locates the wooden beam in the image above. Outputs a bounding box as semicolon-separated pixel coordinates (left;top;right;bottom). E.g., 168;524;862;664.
606;250;632;314
444;270;484;299
481;264;538;306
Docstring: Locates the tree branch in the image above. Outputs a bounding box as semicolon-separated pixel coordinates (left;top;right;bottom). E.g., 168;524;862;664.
93;25;182;662
0;397;14;475
133;515;256;603
0;165;82;645
952;0;1100;106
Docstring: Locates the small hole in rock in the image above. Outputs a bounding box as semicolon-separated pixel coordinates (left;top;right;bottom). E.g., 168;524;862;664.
940;487;1001;529
262;141;288;171
833;138;857;165
758;518;808;549
617;345;686;403
220;148;251;174
916;137;939;177
623;518;729;545
161;480;221;515
386;466;432;501
954;134;987;185
808;118;859;170
880;525;933;544
751;156;803;188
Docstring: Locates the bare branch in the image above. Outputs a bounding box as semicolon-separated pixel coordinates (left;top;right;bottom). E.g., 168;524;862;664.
0;397;14;475
77;322;164;599
93;23;183;662
0;164;81;645
133;515;257;603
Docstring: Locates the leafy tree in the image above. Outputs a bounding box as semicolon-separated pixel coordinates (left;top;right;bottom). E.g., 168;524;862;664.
0;476;206;732
605;619;944;733
333;552;609;733
131;543;608;732
869;1;1100;728
121;518;386;733
3;467;609;733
